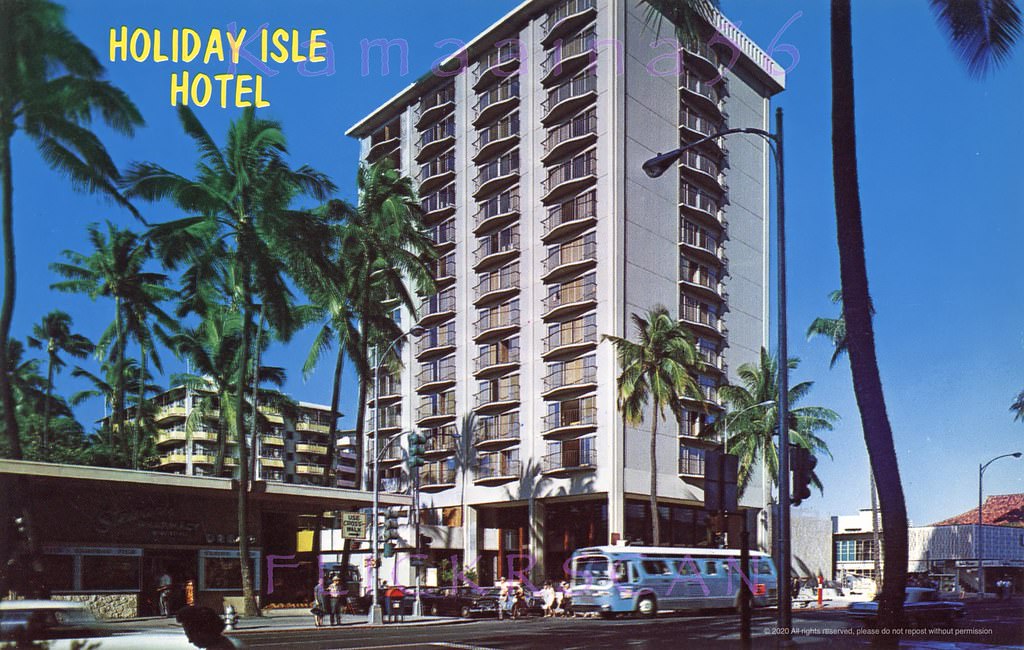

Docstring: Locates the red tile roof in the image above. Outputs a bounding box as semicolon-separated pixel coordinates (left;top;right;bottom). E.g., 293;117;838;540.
933;494;1024;527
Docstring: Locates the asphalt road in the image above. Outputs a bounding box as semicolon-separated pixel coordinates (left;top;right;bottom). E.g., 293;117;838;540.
231;600;1024;649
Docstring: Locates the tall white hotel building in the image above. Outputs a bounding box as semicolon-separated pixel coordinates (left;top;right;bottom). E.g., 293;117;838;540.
346;0;784;584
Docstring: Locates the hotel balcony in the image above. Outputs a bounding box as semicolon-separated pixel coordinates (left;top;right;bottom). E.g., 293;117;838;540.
474;113;520;163
678;447;707;478
475;457;521;485
543;275;597;321
368;375;402;406
682;41;721;77
542;190;597;243
679;182;725;227
158;452;187;467
367;120;401;163
679;107;726;152
416;326;457;359
260;457;285;469
680;220;724;264
542;109;596;165
262;435;285;447
474;77;520;127
542;236;597;282
473;151;519;199
474;190;519;235
420;464;456;492
475;266;520;306
543;320;597;359
419;290;456;326
475;381;520;412
541;29;597;86
542;70;597;124
379;439;405;467
419;150;457;194
416;396;457;426
679;71;726;117
296;464;323;475
542;442;597;476
428;219;457;253
424;431;458;459
679;149;726;192
474;229;520;271
474;416;520;449
417;118;456;163
422;185;457;222
699;347;728;375
416;358;456;393
156;405;187;422
430;253;457;289
474;344;520;378
416;84;456;130
543;403;598;439
295;420;330;434
541;0;597;48
679;261;725;302
474;305;520;342
542;359;598;399
541;150;596;204
295;442;328;455
372;409;402;435
679;301;726;339
473;42;521;92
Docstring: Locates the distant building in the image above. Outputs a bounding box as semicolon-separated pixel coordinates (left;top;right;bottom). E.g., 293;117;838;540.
832;508;881;584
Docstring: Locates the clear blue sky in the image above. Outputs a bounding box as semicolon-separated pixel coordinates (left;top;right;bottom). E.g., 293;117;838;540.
8;0;1023;526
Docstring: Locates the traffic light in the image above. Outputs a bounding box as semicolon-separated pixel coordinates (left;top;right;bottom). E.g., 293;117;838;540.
382;542;396;558
407;432;425;470
791;445;817;506
384;508;400;543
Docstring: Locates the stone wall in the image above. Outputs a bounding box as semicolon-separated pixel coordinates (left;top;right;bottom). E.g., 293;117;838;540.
52;593;138;619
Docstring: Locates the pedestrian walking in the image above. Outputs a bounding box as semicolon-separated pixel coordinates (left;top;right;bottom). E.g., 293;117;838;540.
312;577;327;627
511;584;527;619
559;581;573;617
327;575;345;625
498;577;510;620
157;569;173;617
541;581;555;617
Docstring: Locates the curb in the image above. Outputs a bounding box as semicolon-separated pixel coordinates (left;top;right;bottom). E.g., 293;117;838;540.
227;617;474;635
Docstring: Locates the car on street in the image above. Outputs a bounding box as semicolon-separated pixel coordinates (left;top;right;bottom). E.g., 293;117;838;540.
411;585;501;618
0;600;210;648
847;587;966;626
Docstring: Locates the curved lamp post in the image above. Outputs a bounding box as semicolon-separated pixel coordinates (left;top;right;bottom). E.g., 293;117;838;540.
977;451;1021;598
369;324;425;625
643;108;789;634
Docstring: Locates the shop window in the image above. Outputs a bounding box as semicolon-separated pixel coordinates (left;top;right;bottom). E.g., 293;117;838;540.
39;555;74;591
81;555;140;591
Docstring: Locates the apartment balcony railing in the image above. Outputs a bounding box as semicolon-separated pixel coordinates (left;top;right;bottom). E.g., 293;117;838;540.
543;404;598;437
679;71;725;115
543;236;597;280
475;457;522;484
679;107;725;146
474;42;521;91
679;149;724;191
419;290;456;325
543;190;597;242
416;84;456;129
475;114;520;162
474;344;520;376
679;301;724;336
431;254;456;286
542;150;596;203
474;151;519;197
542;0;597;47
698;347;726;373
374;409;402;432
475;267;520;305
543;275;597;318
156;405;187;421
541;29;596;85
428;219;457;251
295;419;331;434
295;443;328;455
262;435;285;447
542;110;596;163
416;326;457;357
678;448;706;478
420;464;456;490
475;381;520;410
419;151;457;194
543;321;598;357
422;185;457;220
542;444;597;474
424;431;458;457
474;229;520;269
474;76;520;126
416;358;457;391
543;71;597;123
474;190;519;234
679;182;724;224
416;396;457;423
682;41;720;73
679;260;722;300
417;117;456;162
474;416;520;448
542;360;598;396
680;220;723;260
367;121;401;162
260;457;285;469
475;306;520;340
380;439;404;465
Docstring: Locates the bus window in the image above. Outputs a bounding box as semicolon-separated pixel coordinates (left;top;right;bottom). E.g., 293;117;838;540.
573;556;610;586
703;561;718;575
613;561;630;584
641;560;672;576
755;559;775;575
677;558;701;576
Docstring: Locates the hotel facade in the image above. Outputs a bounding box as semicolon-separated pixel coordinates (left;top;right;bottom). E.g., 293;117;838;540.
347;0;784;584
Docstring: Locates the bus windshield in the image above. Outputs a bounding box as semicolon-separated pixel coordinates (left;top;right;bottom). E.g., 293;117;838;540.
573;556;610;586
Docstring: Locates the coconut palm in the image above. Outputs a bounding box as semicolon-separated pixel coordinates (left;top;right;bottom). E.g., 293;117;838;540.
605;305;703;545
122;105;335;616
26;310;93;453
0;0;142;465
717;348;837;495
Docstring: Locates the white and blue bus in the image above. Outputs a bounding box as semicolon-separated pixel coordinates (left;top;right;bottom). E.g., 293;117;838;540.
569;545;778;617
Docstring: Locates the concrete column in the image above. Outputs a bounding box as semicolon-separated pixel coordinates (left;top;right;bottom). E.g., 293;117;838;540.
463;504;478;569
530;498;546;584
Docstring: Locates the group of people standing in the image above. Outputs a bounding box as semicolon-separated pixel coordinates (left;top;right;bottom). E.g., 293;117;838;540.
497;577;573;619
312;575;348;626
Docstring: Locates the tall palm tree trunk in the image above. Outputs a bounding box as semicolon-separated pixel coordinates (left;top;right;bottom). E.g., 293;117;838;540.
248;309;265;481
312;347;346;571
0;110;20;459
650;412;659;545
215;390;228;476
41;353;55;455
354;335;370;490
113;297;127;457
831;0;907;633
133;346;147;469
234;270;259;616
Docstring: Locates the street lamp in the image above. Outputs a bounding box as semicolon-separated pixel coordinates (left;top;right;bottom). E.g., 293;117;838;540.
643;108;790;635
369;325;425;625
977;451;1021;598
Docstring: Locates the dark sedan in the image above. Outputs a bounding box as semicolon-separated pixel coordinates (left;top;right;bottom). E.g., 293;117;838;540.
847;588;966;626
415;586;501;618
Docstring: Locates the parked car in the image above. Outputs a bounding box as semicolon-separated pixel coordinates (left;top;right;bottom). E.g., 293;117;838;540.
0;600;210;648
416;585;501;618
847;588;966;627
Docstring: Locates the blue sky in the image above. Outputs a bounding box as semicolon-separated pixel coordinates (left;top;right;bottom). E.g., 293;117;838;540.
7;0;1023;526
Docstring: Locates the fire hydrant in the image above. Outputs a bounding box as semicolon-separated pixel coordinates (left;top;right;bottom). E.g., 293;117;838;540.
223;604;238;630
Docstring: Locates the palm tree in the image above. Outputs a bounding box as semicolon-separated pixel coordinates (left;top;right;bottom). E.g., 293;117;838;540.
26;310;93;454
831;0;1019;629
718;348;838;495
0;0;142;463
123;105;335;616
605;305;703;545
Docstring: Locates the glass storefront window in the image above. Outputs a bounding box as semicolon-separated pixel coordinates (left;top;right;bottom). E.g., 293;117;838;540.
81;555;140;591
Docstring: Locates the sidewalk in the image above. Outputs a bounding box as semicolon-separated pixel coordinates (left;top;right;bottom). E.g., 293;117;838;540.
104;608;468;634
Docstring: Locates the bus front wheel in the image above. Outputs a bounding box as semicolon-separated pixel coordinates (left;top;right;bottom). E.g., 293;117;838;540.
637;596;657;618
